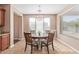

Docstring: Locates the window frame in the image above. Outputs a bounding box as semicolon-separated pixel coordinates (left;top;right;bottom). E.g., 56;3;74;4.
29;16;51;33
60;15;79;40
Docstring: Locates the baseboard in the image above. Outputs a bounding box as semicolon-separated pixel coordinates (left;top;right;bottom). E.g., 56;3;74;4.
57;38;79;53
14;37;23;40
10;44;14;48
14;38;19;40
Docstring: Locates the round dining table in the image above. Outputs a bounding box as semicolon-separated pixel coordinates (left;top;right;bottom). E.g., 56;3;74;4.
31;35;48;50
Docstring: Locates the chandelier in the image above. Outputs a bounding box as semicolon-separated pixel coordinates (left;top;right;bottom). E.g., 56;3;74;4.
38;5;41;13
37;5;42;14
36;5;43;21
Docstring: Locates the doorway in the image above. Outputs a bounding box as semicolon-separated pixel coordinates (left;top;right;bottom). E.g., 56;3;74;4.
14;13;22;44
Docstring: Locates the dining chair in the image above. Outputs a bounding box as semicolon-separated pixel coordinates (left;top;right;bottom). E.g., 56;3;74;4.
24;32;38;53
41;32;55;54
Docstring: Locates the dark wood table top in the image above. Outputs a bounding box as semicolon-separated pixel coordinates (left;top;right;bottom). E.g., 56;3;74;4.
32;35;48;39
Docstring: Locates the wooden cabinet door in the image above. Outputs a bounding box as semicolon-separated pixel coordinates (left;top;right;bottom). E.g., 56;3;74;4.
0;11;1;26
0;9;5;27
2;34;9;50
0;36;1;51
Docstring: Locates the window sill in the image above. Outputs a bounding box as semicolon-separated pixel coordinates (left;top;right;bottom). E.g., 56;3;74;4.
61;31;79;40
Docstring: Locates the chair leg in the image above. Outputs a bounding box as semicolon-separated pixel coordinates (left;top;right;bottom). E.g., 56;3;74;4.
47;45;49;54
37;45;39;50
52;43;54;51
41;43;42;51
31;45;33;54
24;43;27;52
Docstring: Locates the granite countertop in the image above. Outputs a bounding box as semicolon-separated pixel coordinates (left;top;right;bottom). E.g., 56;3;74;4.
0;32;10;36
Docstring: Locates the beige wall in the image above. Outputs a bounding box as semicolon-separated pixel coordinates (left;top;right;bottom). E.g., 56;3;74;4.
14;14;19;39
50;15;57;31
57;5;79;53
14;13;22;40
18;16;22;40
23;14;57;33
23;15;29;32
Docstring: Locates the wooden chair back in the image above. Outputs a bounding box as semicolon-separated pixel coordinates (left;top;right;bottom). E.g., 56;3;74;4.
24;32;32;44
47;32;55;43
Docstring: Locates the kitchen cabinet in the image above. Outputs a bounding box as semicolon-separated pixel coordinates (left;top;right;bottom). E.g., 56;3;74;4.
0;8;5;27
0;33;10;52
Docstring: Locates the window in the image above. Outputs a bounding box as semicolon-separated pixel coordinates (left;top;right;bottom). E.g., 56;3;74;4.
36;17;43;35
29;17;36;31
62;16;79;33
44;17;50;30
61;15;79;38
29;16;50;35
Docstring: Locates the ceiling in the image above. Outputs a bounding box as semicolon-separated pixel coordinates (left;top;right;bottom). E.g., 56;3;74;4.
13;4;68;14
64;5;79;15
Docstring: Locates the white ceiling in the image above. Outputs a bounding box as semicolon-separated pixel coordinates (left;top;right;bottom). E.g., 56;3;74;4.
64;5;79;15
13;4;68;14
